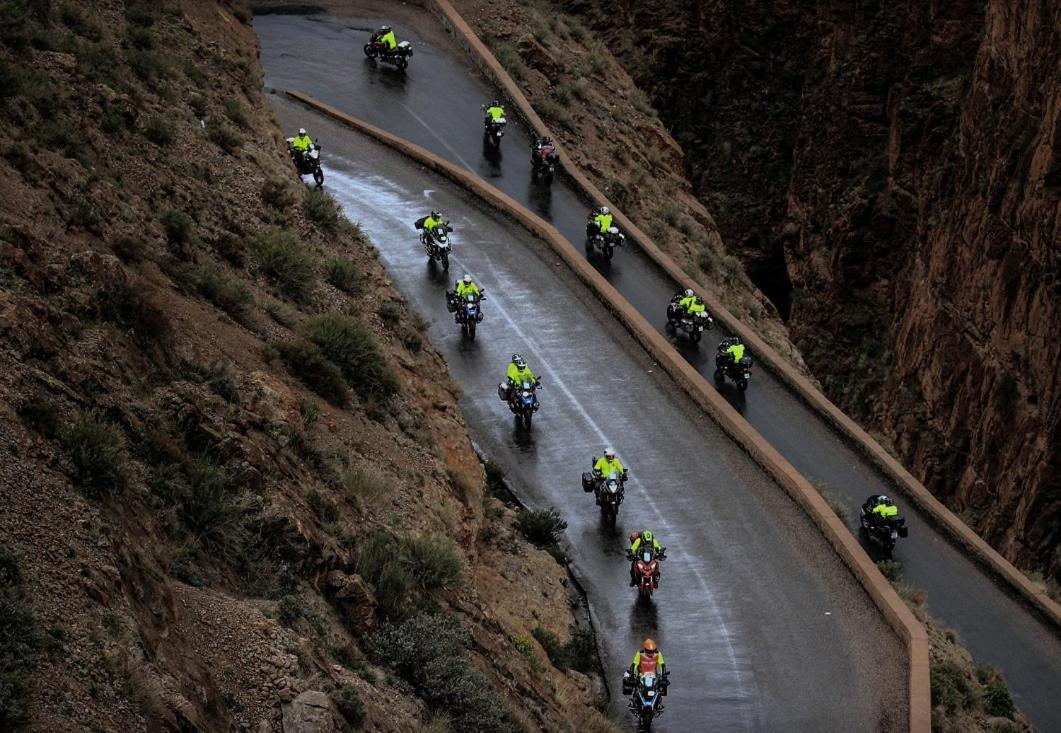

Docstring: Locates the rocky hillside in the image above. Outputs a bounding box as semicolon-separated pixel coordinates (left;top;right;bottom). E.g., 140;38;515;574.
0;1;614;731
555;0;1060;586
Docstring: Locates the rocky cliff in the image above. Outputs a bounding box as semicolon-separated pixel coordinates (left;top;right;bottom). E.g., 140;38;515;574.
569;0;1060;584
0;1;613;731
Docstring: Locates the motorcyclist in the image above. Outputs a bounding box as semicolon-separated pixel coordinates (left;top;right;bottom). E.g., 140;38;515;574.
484;99;505;125
455;273;480;298
532;135;556;163
864;494;900;526
675;288;706;316
373;25;397;51
627;638;668;686
290;128;313;164
415;210;451;241
591;447;626;503
588;205;614;237
628;530;664;586
717;336;746;367
505;353;538;398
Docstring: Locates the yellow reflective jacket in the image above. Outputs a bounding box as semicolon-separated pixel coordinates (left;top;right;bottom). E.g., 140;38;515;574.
423;215;444;231
678;295;705;314
486;105;505;121
379;30;397;49
507;363;536;384
725;343;745;362
593;456;625;476
291;134;312;151
456;280;480;297
632;650;666;673
629;535;662;555
872;503;899;518
594;213;614;233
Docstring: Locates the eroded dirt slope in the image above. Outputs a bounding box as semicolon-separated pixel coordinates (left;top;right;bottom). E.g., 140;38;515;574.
0;1;613;731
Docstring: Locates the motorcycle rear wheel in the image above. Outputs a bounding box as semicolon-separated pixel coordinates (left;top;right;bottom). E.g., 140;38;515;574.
396;57;408;70
440;250;450;271
690;329;702;344
713;369;724;384
737;377;748;392
467;321;476;340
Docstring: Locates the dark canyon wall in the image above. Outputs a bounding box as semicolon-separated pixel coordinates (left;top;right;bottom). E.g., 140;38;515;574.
571;0;1060;580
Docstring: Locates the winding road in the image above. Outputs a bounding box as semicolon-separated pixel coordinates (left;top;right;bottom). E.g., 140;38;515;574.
255;5;1060;729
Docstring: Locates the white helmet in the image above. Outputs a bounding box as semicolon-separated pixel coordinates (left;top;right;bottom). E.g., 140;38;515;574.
600;206;610;215
298;128;306;136
604;447;615;459
684;288;694;297
463;274;472;284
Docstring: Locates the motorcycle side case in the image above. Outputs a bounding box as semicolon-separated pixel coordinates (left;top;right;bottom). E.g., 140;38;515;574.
582;472;595;493
899;526;909;538
497;383;508;402
621;672;634;696
445;293;457;312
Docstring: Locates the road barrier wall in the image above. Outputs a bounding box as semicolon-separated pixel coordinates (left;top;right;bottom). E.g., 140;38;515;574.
285;88;931;732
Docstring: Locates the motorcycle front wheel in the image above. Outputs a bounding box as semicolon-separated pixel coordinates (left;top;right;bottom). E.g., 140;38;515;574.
313;166;324;187
363;44;375;58
396;57;408;70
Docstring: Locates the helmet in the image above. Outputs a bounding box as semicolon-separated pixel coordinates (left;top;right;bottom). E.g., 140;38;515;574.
642;530;653;542
298;128;306;136
600;206;610;215
463;274;472;284
380;25;391;32
642;639;657;653
878;495;893;505
512;353;526;369
493;99;500;107
629;531;640;544
684;288;694;297
431;210;441;219
604;447;615;459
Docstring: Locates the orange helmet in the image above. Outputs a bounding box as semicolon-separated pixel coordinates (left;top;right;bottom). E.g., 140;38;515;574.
642;638;657;653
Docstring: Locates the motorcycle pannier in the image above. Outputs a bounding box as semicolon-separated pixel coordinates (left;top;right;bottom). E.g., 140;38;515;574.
497;382;508;402
582;472;595;493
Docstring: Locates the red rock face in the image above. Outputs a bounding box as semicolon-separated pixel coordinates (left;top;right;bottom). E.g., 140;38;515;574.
579;0;1060;580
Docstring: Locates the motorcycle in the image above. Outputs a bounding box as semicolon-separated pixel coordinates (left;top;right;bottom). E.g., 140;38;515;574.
714;352;753;392
531;144;559;184
666;298;713;343
483;112;506;147
859;507;908;557
498;378;541;429
627;545;665;599
420;223;452;271
622;669;669;731
286;139;324;188
363;38;413;70
585;223;625;260
581;468;626;524
447;290;485;340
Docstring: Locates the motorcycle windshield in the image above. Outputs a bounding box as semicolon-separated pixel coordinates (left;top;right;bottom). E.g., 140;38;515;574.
641;551;654;564
605;481;619;493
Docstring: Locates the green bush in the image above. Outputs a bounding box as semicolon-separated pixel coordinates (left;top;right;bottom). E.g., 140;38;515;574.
99;280;169;342
515;508;567;547
341;463;396;504
126;2;160;27
127;49;170;87
277;594;309;625
261;177;296;211
374;614;513;732
38;120;77;154
253;229;315;300
325;258;359;292
160;209;192;245
930;659;973;714
277;342;348;405
306;489;338;523
77;42;119;86
375;561;413;621
61;414;126;493
112;236;145;262
208;123;242;154
376;301;401;327
303;314;398;401
127;26;153;51
206;361;240;403
0;547;41;731
303;188;341;230
150;458;247;545
531;626;597;674
223;97;248;127
17;394;59;438
179;265;253;316
402;535;461;591
144;115;174;146
977;667;1016;718
336;685;365;727
60;4;103;40
513;635;543;673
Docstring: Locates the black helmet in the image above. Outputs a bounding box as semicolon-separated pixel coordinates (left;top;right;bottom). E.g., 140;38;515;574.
512;353;526;369
493;99;501;107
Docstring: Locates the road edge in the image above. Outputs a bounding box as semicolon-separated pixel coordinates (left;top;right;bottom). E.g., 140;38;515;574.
425;0;1060;635
283;88;930;732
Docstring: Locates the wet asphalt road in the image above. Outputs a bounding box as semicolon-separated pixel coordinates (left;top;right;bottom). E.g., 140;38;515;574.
268;93;906;731
255;9;1060;729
